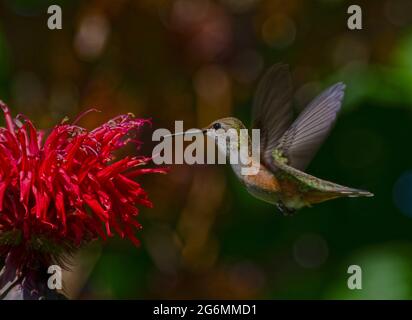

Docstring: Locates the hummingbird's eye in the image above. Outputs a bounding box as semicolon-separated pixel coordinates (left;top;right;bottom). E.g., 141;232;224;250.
213;122;221;130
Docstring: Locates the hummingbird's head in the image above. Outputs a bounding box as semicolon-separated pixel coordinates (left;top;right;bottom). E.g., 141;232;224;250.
203;117;246;133
203;117;248;156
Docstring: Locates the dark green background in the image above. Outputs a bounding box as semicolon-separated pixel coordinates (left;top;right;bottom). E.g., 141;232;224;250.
1;0;412;299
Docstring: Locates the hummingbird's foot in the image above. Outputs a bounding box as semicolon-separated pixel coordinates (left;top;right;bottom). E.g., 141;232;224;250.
276;202;296;216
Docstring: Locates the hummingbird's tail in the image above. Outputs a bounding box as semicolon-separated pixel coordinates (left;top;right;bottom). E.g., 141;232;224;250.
303;184;374;206
338;188;374;198
272;156;374;205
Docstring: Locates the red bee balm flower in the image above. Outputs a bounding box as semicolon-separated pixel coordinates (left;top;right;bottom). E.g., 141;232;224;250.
0;101;165;298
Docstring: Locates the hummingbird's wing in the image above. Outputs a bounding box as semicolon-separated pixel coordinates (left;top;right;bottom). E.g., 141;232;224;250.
268;82;345;172
252;63;294;158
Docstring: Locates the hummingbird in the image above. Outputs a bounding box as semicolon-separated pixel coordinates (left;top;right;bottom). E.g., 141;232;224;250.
168;64;373;215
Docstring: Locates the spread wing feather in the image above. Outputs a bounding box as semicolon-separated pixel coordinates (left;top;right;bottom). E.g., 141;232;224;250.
252;63;294;165
274;83;345;170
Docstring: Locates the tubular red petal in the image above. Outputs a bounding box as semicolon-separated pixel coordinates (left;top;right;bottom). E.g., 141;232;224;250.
0;101;16;137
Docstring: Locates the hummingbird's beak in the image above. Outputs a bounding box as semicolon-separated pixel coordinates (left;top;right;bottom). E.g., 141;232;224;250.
162;129;206;138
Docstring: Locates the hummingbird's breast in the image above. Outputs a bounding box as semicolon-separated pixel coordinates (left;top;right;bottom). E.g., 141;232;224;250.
233;161;318;210
241;164;282;204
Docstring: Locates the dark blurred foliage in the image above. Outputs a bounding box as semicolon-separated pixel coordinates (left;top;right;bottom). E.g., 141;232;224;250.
1;0;412;299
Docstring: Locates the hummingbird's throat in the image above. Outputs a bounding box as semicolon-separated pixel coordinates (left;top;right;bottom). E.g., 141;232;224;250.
213;129;261;176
